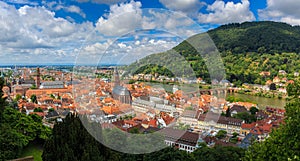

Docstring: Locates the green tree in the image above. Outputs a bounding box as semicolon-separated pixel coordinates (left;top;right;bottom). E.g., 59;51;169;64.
269;83;277;91
192;145;245;161
216;130;227;139
48;108;54;112
30;94;37;104
42;114;108;161
34;107;43;112
15;94;22;102
249;107;259;115
233;112;256;123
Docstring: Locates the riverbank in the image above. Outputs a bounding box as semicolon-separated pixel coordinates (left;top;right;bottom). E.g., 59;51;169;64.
235;88;288;99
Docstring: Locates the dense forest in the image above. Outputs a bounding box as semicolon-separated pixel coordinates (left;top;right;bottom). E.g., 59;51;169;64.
127;21;300;85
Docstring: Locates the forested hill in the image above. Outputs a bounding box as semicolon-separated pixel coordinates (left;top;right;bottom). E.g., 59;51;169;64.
174;21;300;55
126;21;300;85
210;21;300;53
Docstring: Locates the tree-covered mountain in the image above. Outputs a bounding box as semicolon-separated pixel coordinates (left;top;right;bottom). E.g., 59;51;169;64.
208;21;300;54
126;21;300;85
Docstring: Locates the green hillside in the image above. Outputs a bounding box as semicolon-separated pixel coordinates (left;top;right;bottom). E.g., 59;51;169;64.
126;21;300;86
208;21;300;54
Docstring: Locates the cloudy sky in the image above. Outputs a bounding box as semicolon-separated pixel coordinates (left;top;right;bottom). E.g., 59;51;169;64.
0;0;299;65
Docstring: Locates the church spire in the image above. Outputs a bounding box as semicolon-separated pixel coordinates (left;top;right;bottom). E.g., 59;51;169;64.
113;67;120;86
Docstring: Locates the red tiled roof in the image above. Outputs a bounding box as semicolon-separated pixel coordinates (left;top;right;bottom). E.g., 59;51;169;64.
241;123;256;129
148;119;157;127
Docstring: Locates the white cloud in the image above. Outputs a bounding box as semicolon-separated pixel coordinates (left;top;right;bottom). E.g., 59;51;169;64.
95;1;201;37
0;1;203;65
96;0;143;36
198;0;255;24
0;1;94;64
159;0;204;16
44;1;86;18
259;0;300;25
65;5;86;18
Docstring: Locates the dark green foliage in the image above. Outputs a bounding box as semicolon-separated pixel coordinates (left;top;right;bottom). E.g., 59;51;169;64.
233;112;256;123
0;78;51;160
286;81;300;98
30;94;37;104
48;108;54;112
0;124;28;160
215;130;227;139
128;79;136;84
15;94;22;102
208;21;300;54
0;78;7;116
269;83;277;90
133;64;175;78
144;147;193;161
42;114;107;161
192;145;245;161
249;107;259;115
34;107;43;112
0;107;50;159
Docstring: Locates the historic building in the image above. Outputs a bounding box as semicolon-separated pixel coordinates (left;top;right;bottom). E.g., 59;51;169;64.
112;67;132;104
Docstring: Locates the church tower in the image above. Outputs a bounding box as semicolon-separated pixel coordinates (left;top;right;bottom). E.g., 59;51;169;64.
36;68;40;89
113;67;120;86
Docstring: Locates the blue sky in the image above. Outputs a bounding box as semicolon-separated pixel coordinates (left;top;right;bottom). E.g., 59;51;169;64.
0;0;300;65
3;0;267;24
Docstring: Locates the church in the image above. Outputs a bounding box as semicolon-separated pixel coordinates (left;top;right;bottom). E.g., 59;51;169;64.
112;67;132;105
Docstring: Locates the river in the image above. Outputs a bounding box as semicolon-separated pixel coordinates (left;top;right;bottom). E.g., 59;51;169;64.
226;93;286;109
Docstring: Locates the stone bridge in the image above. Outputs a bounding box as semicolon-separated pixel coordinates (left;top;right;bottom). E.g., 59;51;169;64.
185;87;238;96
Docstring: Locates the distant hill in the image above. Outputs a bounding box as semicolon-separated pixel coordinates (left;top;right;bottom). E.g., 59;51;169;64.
126;21;300;85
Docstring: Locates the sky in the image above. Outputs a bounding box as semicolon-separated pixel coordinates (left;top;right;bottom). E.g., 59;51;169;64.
0;0;300;65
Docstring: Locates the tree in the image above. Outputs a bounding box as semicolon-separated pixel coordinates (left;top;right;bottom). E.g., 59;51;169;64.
192;145;245;161
216;130;227;139
48;108;54;112
34;107;43;112
14;94;22;102
269;83;277;90
42;114;107;161
249;107;259;115
0;78;7;115
128;127;140;134
233;112;256;123
30;94;37;104
0;106;51;160
30;84;37;89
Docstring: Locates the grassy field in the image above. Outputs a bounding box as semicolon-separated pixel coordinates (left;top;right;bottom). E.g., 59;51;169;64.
20;142;43;161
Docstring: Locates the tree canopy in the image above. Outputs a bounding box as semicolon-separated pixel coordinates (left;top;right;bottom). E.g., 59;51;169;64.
0;78;51;160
